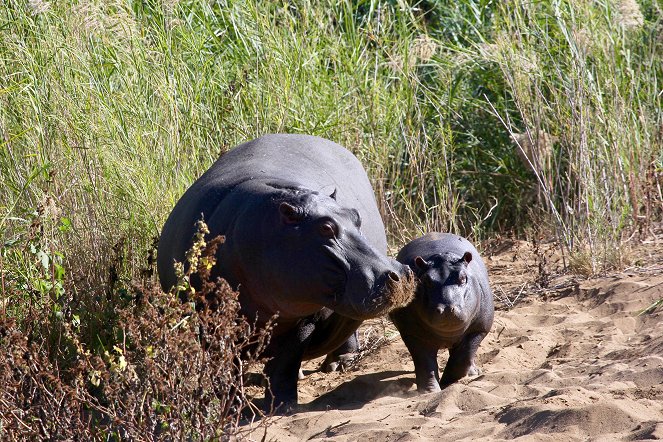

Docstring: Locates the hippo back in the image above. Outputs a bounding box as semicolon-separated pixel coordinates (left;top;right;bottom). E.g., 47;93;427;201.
158;134;388;289
197;134;385;248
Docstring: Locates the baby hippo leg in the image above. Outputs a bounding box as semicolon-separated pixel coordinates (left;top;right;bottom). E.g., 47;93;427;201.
440;332;487;387
400;334;441;393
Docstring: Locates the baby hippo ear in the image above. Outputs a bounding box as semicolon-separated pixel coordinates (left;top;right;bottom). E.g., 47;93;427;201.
414;256;431;272
329;188;338;200
279;202;303;224
462;251;473;264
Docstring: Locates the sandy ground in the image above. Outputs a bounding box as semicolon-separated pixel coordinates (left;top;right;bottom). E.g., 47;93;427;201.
244;238;663;441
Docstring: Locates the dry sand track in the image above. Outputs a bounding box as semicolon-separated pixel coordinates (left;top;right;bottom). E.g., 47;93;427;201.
246;239;663;441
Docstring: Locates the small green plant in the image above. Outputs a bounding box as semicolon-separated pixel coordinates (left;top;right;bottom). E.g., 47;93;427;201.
1;198;70;318
638;299;663;316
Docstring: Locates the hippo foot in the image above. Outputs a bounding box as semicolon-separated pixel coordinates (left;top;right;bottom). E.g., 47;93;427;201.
273;401;299;416
417;382;442;394
467;365;481;377
260;395;299;416
319;353;356;373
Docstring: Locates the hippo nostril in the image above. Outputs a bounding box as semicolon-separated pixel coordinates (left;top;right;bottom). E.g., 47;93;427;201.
388;271;400;282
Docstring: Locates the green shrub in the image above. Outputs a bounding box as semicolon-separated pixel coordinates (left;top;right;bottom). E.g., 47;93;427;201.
0;228;274;440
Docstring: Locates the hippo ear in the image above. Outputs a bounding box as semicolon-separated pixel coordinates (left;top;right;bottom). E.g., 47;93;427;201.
414;256;430;272
462;251;473;264
329;188;337;200
279;202;303;224
349;208;361;227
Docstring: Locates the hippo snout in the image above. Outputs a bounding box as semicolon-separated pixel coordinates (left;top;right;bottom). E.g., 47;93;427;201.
432;302;469;328
364;261;416;313
335;260;415;321
436;304;463;318
387;270;401;283
377;259;412;287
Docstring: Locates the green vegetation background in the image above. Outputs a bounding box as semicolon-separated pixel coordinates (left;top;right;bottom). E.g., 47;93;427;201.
1;1;662;438
1;0;662;304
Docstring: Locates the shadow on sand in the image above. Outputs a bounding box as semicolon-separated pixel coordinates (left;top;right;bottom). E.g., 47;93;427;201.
244;369;416;419
303;370;415;411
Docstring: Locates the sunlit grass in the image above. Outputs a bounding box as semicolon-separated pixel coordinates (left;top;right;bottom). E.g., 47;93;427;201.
1;0;661;306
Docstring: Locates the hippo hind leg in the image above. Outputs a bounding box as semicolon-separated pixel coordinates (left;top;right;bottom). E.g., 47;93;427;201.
299;310;362;373
319;331;359;373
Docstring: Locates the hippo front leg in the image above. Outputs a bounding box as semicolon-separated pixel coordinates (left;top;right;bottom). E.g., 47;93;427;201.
400;334;441;393
263;349;304;412
440;332;486;387
263;323;314;412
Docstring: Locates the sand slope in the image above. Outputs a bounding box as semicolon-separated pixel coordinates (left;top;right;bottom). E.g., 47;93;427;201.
247;240;663;441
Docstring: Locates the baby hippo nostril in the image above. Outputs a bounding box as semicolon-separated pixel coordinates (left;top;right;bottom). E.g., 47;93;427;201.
388;271;400;282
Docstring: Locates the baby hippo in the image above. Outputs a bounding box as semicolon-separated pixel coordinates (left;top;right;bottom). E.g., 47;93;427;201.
390;233;494;393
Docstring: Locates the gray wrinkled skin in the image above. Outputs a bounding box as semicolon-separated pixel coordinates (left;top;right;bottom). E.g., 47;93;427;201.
390;233;494;393
157;134;410;408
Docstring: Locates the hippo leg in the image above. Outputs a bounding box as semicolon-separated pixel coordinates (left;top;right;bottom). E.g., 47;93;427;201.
299;310;361;373
319;331;359;373
400;334;441;393
263;322;315;411
439;332;487;387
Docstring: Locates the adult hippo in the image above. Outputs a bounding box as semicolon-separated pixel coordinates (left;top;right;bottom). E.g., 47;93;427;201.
157;134;413;408
390;233;494;393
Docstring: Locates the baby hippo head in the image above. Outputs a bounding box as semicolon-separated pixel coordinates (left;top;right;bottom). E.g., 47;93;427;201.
412;251;478;332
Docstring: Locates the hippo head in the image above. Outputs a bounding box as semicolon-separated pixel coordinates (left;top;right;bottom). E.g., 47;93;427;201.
263;188;413;321
411;251;479;332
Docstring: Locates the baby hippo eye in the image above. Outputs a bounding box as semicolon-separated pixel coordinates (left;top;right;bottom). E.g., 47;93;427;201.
319;221;337;238
458;274;467;285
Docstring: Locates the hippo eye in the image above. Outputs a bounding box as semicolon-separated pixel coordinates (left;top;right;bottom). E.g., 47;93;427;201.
319;221;337;238
458;274;467;285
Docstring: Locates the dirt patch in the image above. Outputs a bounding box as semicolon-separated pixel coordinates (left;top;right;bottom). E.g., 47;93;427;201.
244;237;663;441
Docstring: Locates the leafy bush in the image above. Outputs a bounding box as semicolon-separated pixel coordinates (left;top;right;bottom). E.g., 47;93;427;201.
0;228;274;440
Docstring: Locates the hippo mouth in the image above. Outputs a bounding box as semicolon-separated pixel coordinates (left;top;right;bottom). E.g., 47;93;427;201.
422;304;470;335
321;245;416;320
351;270;416;319
435;304;469;323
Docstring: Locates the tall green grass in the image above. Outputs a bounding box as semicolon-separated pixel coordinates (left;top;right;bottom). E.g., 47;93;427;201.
486;0;663;272
1;0;661;305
